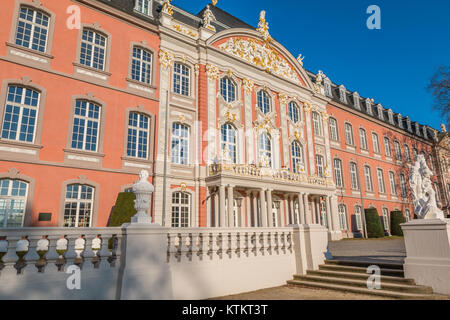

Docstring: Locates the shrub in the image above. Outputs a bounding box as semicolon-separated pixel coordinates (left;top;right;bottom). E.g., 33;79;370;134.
364;208;385;238
390;211;406;236
108;192;136;227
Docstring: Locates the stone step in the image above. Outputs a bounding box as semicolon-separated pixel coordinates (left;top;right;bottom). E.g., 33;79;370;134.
293;275;433;294
319;264;404;277
304;270;416;285
325;259;404;270
286;280;438;300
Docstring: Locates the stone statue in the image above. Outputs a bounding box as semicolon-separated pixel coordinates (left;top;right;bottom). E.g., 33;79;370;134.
410;154;445;220
131;170;155;224
257;10;272;43
202;5;216;30
161;0;174;16
315;70;325;84
441;123;447;133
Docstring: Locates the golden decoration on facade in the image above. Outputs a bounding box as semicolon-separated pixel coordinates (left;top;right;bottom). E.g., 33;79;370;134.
303;102;312;113
243;78;254;94
159;50;174;69
206;64;220;80
297;54;305;66
172;24;198;38
212;0;218;6
226;112;237;123
180;182;187;192
278;92;289;105
256;11;272;43
219;37;301;84
161;0;174;16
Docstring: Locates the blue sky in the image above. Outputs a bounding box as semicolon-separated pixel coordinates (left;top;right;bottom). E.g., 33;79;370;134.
174;0;450;130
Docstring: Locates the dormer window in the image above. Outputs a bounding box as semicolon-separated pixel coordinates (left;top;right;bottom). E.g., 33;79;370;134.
388;109;394;125
406;117;412;132
339;85;347;104
397;114;404;128
365;99;372;115
377;104;384;121
414;122;421;136
135;0;153;17
324;78;332;98
353;92;361;110
422;126;428;139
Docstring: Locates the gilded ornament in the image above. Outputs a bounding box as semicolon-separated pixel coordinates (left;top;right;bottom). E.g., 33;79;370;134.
206;64;220;80
159;50;174;69
161;0;174;16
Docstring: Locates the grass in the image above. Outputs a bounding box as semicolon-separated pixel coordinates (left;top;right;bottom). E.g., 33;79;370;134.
342;235;404;241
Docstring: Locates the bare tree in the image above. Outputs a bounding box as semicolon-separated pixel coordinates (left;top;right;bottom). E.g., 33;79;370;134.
428;65;450;126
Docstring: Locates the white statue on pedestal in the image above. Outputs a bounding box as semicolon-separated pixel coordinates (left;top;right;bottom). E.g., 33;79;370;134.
131;170;155;224
410;154;445;220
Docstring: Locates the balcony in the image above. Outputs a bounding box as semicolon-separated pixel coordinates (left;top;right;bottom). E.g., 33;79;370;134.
208;163;334;188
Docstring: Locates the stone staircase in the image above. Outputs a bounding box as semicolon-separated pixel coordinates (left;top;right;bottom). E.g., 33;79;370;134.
287;259;442;299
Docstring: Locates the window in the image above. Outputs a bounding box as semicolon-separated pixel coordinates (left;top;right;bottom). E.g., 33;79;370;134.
71;100;101;152
259;132;272;167
359;128;368;150
404;145;411;162
377;169;386;194
372;132;380;154
405;209;411;222
316;155;324;177
171;123;189;165
355;206;362;231
329;117;338;141
135;0;152;16
324;79;332;97
384;137;392;157
350;162;359;190
394;141;402;160
333;159;344;188
288;102;301;123
172;192;190;228
64;184;94;227
1;85;40;143
429;155;435;171
221;123;237;163
400;174;408;198
15;6;50;53
220;77;236;103
131;47;152;85
338;204;347;230
389;172;397;195
79;28;107;71
291;141;304;173
127;112;150;159
363;166;373;192
413;148;418;160
312;112;322;136
382;208;389;231
173;63;190;96
345;123;354;145
0;179;28;228
257;91;271;114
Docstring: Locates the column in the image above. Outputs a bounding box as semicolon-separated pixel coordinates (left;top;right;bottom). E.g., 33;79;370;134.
316;199;321;225
284;198;289;226
206;188;211;227
260;189;267;227
311;197;316;224
330;195;341;232
214;190;219;227
304;106;316;175
252;191;258;227
289;195;295;225
326;196;333;231
219;185;226;227
266;189;273;227
303;193;311;224
298;193;305;224
227;185;234;227
246;191;252;227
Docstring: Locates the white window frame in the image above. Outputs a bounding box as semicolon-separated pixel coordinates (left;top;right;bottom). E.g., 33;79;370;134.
384;137;392;157
350;162;359;190
355;206;362;231
329;117;338;141
334;158;344;188
127;112;150;159
259;132;273;168
79;28;107;71
257;90;271;114
364;166;373;192
382;208;389;231
312;112;322;136
0;179;29;228
171;192;190;228
134;0;153;16
63;184;94;228
338;204;347;230
71;100;101;152
173;63;190;96
400;174;408;198
345;123;354;146
131;46;153;85
394;140;402;160
389;171;397;195
291;141;304;174
15;6;50;53
377;168;386;194
404;145;411;162
221;123;237;163
372;132;380;154
171;123;190;165
316;154;325;177
359;128;368;150
288;101;301;123
220;77;236;103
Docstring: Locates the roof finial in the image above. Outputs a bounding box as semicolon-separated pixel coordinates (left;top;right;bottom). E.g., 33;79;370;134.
257;10;272;43
212;0;218;6
441;123;447;132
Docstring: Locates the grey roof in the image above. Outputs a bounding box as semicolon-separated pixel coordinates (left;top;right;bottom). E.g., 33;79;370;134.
97;0;159;25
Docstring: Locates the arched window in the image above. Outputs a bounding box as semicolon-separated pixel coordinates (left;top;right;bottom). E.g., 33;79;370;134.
220;77;236;102
364;165;373;192
349;162;359;190
171;123;189;165
80;28;107;71
221;123;237;163
1;85;40;143
338;204;347;230
173;63;190;96
404;145;411;162
288;102;300;123
71;100;101;152
64;184;94;227
377;168;386;194
345;123;354;145
400;174;408;198
259;132;272;167
384;137;392;157
404;208;411;222
312;112;322;136
316;155;325;177
172;192;190;228
15;6;50;53
359;128;368;150
394;140;402;160
0;179;28;228
291;141;304;173
333;159;344;187
372;132;380;153
127;112;150;159
382;208;389;231
354;205;362;231
329;117;339;141
131;47;153;85
257;91;271;114
134;0;153;16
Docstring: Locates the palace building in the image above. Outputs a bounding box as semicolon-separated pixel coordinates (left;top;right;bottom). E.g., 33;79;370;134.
0;0;446;239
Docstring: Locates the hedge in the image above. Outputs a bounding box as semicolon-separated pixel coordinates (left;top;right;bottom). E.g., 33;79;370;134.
108;192;136;227
364;208;385;238
390;211;406;236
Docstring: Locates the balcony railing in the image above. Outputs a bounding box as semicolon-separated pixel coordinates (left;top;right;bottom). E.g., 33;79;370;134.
208;163;334;187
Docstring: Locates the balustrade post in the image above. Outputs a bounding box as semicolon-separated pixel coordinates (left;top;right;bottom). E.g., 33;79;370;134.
98;234;112;269
1;236;20;277
23;235;41;274
44;235;61;273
